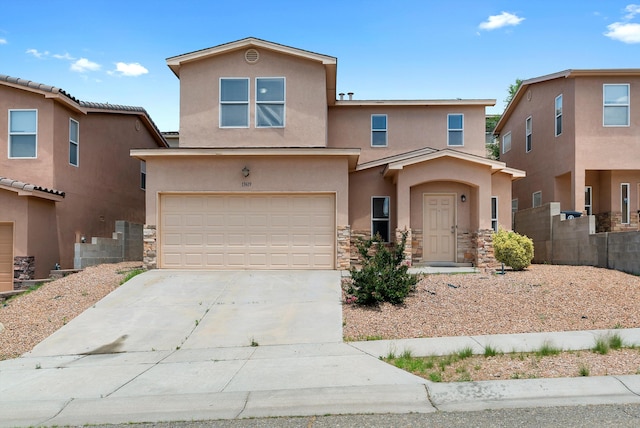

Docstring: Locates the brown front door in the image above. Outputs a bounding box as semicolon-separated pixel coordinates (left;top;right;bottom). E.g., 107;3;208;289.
0;223;14;292
423;194;455;262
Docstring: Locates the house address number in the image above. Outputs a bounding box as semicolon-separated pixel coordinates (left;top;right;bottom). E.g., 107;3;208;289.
242;181;252;187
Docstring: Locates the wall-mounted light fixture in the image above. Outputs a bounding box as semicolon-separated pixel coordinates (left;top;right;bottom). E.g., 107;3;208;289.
242;166;250;177
460;194;467;203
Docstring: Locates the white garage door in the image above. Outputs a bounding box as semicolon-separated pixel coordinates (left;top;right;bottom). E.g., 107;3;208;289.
0;223;13;292
160;194;335;269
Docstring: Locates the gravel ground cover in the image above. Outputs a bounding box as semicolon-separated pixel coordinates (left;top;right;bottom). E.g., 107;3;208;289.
2;262;640;380
0;262;141;360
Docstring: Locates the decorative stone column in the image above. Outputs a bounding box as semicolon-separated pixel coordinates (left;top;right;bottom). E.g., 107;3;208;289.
143;225;157;270
13;256;35;280
474;229;498;268
336;225;351;270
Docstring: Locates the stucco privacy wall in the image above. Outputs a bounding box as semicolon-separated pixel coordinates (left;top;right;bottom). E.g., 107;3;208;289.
178;48;329;148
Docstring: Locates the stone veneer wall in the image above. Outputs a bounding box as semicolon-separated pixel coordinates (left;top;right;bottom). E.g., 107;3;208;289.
411;229;423;263
13;256;35;281
457;231;475;264
336;226;351;270
596;211;639;233
143;225;157;270
474;229;497;268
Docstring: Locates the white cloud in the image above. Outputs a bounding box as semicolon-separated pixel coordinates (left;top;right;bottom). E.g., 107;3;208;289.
111;62;149;77
624;4;640;20
70;57;101;72
605;4;640;43
0;38;7;45
53;52;74;60
605;22;640;43
479;12;525;30
26;48;49;58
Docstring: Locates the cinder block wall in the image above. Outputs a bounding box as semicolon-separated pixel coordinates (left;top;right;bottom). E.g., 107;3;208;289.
74;221;143;269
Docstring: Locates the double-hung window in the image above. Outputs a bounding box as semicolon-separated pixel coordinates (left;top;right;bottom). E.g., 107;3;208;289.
447;114;463;146
9;109;37;158
69;118;79;166
603;84;630;126
220;78;249;127
371;196;390;242
491;196;499;232
532;191;542;208
371;114;387;146
256;77;285;127
502;131;511;154
555;94;563;136
525;116;532;152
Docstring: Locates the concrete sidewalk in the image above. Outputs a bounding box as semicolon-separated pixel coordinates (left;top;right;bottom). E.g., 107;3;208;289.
2;270;640;426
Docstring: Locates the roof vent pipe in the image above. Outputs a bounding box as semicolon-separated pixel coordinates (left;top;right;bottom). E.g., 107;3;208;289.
347;92;354;100
339;93;345;101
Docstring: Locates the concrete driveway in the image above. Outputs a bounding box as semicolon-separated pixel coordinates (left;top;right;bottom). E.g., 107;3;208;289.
27;270;344;356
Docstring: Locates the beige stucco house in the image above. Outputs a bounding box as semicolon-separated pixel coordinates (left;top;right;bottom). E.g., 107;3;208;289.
495;69;640;232
0;75;167;290
133;38;524;271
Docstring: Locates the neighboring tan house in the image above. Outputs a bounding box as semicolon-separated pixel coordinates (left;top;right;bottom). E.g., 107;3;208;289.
0;74;167;290
495;69;640;232
132;38;524;271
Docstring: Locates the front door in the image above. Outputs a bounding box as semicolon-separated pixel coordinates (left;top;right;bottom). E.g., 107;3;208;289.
423;194;455;262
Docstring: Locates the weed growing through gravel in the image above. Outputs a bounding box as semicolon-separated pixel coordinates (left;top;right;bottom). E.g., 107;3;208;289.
119;268;146;285
535;341;561;357
484;345;500;357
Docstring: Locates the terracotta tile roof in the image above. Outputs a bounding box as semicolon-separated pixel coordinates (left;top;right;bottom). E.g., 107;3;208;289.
0;74;167;145
0;177;65;197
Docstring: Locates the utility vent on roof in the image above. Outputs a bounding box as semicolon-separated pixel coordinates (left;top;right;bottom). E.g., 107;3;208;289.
245;49;259;64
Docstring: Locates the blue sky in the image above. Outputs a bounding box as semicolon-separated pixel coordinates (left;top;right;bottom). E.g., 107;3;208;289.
1;1;640;131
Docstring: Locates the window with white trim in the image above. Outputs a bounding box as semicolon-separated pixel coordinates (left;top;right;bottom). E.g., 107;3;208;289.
622;183;630;224
256;77;285;127
603;84;630;126
372;196;390;242
371;114;387;147
525;116;532;152
555;94;563;136
585;186;592;215
447;114;463;146
220;78;249;127
532;191;542;208
140;161;146;190
69;118;79;166
502;131;511;154
491;196;498;232
9;109;37;158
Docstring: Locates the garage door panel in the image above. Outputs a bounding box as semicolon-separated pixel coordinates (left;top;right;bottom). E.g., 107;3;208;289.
160;194;335;269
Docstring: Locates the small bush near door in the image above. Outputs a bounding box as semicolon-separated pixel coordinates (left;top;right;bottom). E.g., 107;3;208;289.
346;231;418;305
493;229;534;271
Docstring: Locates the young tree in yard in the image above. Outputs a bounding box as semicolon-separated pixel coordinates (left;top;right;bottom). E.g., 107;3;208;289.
505;78;523;106
486;114;500;160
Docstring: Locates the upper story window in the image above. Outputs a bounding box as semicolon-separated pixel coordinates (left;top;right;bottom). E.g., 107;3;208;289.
220;78;249;128
447;114;464;146
603;84;630;127
69;118;79;166
8;109;37;158
256;77;285;127
502;131;512;154
525;116;532;152
555;94;563;136
371;114;387;147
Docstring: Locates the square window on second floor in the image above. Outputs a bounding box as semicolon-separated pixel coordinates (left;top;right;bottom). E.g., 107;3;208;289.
256;77;285;127
220;78;249;128
9;109;37;158
447;114;463;146
603;84;629;127
371;114;387;146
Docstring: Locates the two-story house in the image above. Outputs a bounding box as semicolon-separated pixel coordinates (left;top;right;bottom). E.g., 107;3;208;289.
495;69;640;232
0;75;167;290
133;38;524;271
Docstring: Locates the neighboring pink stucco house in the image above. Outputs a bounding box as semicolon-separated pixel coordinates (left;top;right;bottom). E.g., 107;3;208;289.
495;69;640;232
0;75;167;290
133;38;524;271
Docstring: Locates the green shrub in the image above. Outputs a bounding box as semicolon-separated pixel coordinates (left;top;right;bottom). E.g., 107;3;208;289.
346;231;418;306
492;228;534;271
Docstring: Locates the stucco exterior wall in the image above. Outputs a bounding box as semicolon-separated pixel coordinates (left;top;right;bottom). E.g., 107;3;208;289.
348;167;396;231
178;48;328;148
328;105;487;163
144;155;350;226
